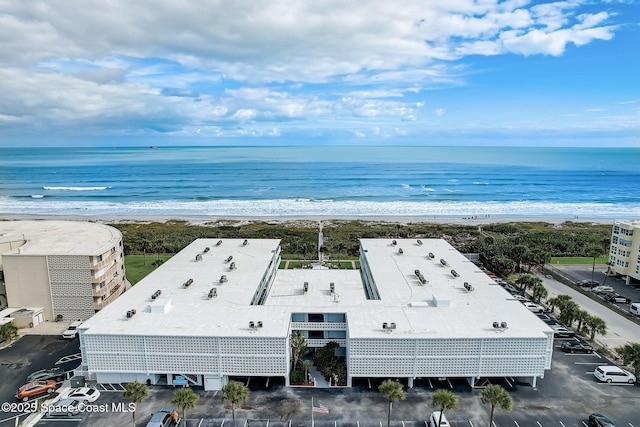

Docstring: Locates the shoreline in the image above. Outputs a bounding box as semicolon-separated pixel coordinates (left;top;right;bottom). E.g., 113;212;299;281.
0;213;618;226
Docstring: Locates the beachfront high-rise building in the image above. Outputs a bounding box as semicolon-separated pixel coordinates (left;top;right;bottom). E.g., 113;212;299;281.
609;220;640;284
77;237;553;390
0;221;127;322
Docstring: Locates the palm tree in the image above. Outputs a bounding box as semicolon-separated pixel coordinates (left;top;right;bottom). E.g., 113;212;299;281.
574;309;590;334
585;244;602;283
379;380;406;427
585;315;607;341
123;381;149;427
515;274;536;293
531;283;548;304
301;359;312;384
221;380;249;427
615;342;640;375
290;331;308;372
430;390;458;427
480;384;513;427
172;387;199;427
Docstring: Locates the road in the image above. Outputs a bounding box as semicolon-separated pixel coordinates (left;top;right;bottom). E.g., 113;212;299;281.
538;272;640;348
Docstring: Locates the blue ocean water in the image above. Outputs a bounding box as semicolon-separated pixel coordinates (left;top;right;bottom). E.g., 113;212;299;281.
1;146;639;218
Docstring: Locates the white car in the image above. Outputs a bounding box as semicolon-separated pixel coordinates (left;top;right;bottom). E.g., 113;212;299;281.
522;302;544;313
60;387;101;402
591;286;614;295
594;365;636;384
62;321;82;339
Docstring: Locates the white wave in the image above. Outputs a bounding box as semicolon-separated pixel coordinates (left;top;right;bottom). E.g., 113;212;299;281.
31;195;44;199
420;186;436;192
1;197;638;219
43;186;111;191
473;182;489;185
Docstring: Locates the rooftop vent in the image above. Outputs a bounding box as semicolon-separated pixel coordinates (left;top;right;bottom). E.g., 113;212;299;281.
428;252;435;259
126;309;137;319
242;239;249;246
229;261;236;270
219;275;227;284
303;282;309;293
464;282;474;292
216;240;222;246
208;288;217;299
204;247;210;253
398;248;404;254
382;322;397;332
195;254;202;261
225;255;233;263
492;321;508;330
451;269;460;278
183;278;193;288
151;290;162;300
249;321;263;330
417;239;423;245
392;240;397;245
440;258;448;266
330;282;335;293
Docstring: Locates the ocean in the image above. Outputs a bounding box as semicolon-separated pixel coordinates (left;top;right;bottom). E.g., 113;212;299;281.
1;145;639;219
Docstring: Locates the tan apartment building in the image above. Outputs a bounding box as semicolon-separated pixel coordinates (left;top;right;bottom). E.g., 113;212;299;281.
609;220;640;284
0;220;127;322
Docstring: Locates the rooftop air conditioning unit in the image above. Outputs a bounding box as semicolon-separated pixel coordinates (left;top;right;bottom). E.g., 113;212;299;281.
219;275;227;284
428;252;435;259
151;290;162;300
330;282;335;293
303;282;309;293
226;255;233;262
216;240;222;246
204;247;210;253
382;322;388;329
493;322;500;329
414;269;421;277
242;239;249;246
464;282;474;292
249;321;255;329
184;278;193;288
208;288;217;299
257;321;263;328
392;240;397;245
501;322;508;329
126;309;137;319
398;248;403;254
229;261;236;270
417;239;423;245
451;269;459;278
195;254;202;261
440;258;448;266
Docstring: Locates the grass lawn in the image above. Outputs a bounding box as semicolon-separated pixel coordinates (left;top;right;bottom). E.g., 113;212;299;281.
125;254;174;285
549;257;609;265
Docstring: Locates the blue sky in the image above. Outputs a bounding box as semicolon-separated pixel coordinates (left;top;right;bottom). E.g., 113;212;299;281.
0;0;638;146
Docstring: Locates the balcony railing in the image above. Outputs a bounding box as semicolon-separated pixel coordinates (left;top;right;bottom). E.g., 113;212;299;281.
306;338;347;347
291;322;347;330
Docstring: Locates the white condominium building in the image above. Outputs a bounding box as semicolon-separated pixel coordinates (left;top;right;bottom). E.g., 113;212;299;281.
609;220;640;284
78;237;553;390
0;221;126;322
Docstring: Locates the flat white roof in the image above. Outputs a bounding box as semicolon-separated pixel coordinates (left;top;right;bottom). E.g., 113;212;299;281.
82;237;553;340
0;220;121;256
81;238;289;337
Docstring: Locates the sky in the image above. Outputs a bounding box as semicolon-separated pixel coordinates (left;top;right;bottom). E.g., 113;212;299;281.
0;0;638;147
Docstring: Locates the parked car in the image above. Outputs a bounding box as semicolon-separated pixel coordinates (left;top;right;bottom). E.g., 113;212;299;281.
522;301;544;313
16;380;57;401
428;411;450;427
588;413;616;427
62;320;83;339
146;406;179;427
604;293;631;304
593;365;636;384
45;398;85;417
551;325;575;338
592;286;614;295
561;341;594;354
630;302;640;317
60;387;101;403
576;279;599;287
26;367;65;383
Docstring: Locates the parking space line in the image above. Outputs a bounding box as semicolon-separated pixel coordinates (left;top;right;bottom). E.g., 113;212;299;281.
55;352;82;365
537;421;543;427
514;421;520;427
468;421;474;427
559;421;566;427
581;422;588;427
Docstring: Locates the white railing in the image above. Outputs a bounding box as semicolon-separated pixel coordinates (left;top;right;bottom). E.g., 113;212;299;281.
291;322;347;330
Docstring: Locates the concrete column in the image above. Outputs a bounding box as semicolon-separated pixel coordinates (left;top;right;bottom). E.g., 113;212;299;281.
408;377;414;388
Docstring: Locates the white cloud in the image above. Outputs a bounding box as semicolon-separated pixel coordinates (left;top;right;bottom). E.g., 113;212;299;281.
0;0;628;140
